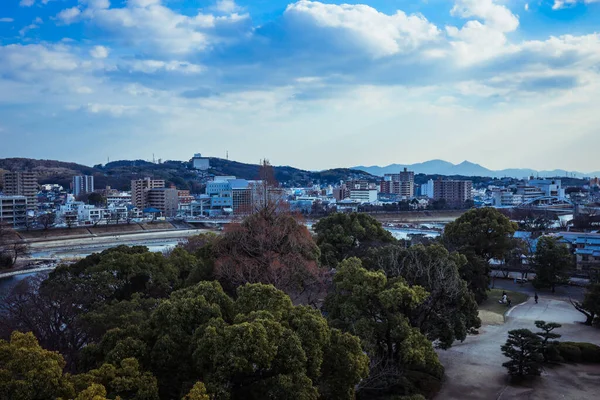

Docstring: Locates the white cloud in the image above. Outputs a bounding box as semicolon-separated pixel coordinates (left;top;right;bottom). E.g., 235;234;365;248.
20;0;35;7
127;60;204;74
524;3;529;11
213;0;241;13
553;0;600;10
284;1;440;58
450;0;519;32
0;18;14;23
81;0;111;10
57;7;81;25
19;24;40;37
70;0;249;55
89;45;109;59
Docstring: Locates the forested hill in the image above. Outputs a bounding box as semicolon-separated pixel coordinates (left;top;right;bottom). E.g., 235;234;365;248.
0;157;378;191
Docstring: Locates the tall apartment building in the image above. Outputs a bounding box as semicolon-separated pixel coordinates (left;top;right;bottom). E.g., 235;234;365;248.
433;179;473;207
380;168;415;198
0;196;27;228
146;188;179;217
131;178;166;209
3;172;38;211
73;175;95;197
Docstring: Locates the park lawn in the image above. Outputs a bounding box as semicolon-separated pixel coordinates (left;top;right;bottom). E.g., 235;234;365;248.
478;289;529;323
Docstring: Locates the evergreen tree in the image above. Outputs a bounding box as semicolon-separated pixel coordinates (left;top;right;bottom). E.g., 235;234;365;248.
501;329;543;379
534;320;562;362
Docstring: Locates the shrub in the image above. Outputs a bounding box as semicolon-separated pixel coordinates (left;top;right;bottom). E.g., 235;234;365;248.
558;343;582;363
561;342;600;363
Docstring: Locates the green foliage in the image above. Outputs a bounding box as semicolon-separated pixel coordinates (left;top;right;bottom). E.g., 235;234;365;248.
534;320;561;363
558;342;600;363
0;331;75;400
325;258;444;398
182;382;209;400
557;343;582;363
314;213;395;267
73;358;159;400
443;208;517;302
364;244;480;349
501;329;543;379
90;281;367;399
532;236;573;293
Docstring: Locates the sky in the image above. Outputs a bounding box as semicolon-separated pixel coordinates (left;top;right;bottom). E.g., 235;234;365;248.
1;0;600;172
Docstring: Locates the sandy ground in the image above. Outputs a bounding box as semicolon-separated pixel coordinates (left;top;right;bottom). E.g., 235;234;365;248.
436;296;600;399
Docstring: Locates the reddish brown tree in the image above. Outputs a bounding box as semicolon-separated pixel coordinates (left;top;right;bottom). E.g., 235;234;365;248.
214;206;324;302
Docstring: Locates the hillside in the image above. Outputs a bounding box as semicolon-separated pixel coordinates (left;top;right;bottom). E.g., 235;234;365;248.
0;157;377;192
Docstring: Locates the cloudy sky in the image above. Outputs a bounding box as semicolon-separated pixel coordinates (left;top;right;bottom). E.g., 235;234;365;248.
0;0;599;171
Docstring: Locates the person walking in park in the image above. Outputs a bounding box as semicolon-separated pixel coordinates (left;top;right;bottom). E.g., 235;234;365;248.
535;293;539;304
507;298;512;308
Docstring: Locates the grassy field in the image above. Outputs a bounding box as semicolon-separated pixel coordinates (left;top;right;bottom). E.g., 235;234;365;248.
479;289;529;324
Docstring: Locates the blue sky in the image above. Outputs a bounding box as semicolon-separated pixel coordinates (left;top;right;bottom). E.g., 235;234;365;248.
1;0;600;171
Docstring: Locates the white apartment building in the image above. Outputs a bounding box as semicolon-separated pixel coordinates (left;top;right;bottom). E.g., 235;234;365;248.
492;190;524;207
349;189;378;203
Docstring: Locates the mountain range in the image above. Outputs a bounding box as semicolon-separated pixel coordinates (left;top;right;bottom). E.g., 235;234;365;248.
352;160;600;179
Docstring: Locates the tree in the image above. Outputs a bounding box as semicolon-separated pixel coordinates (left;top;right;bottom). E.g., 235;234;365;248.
571;283;600;326
443;208;518;302
0;331;75;399
214;207;323;301
73;358;159;400
182;382;210;400
87;192;106;207
38;212;56;230
325;258;444;399
534;320;562;362
95;282;368;399
501;329;543;379
0;222;29;269
314;212;395;267
532;236;572;293
364;244;480;349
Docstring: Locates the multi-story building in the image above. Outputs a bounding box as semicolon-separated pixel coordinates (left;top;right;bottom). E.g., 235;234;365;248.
420;179;434;199
380;168;415;198
3;172;38;211
527;179;565;199
192;153;210;171
433;179;473;207
72;175;94;197
106;192;132;205
349;189;378;203
177;190;195;205
0;196;27;228
516;185;545;202
491;189;524;207
146;188;179;217
131;178;166;209
572;234;600;271
333;185;350;201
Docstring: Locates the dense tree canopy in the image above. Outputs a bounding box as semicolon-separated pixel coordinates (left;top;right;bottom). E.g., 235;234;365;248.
83;281;368;400
532;236;573;293
214;208;323;300
314;213;395;267
443;208;518;302
364;244;480;349
325;258;444;399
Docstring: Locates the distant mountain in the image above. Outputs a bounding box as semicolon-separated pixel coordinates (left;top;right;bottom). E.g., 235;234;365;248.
352;160;600;179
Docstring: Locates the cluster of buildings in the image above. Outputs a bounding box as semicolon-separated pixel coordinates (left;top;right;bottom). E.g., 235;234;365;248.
489;179;567;208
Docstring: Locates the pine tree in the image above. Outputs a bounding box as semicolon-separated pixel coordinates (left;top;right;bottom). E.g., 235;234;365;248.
534;320;562;362
501;329;543;378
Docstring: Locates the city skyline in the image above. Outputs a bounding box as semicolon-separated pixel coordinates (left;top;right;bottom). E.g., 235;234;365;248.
1;1;600;171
